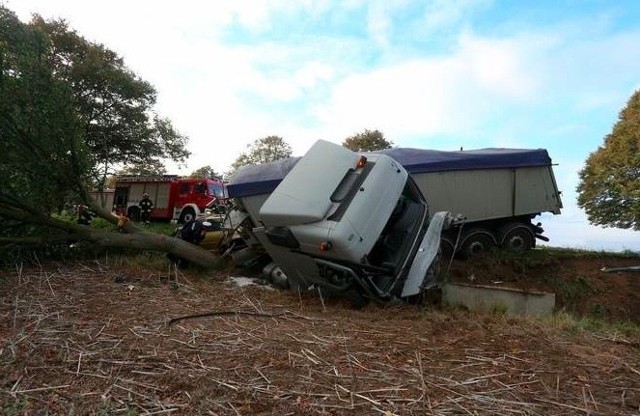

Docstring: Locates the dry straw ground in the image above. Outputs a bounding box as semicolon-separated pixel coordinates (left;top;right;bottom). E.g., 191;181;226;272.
1;252;640;415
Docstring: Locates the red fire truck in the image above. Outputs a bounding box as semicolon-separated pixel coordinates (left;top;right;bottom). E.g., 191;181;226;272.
112;175;227;223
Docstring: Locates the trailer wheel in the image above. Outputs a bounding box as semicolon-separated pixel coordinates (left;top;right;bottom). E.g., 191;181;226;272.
459;229;496;258
178;207;196;224
127;206;140;222
500;224;534;253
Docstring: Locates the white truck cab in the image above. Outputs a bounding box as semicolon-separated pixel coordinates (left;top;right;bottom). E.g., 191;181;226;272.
228;140;452;304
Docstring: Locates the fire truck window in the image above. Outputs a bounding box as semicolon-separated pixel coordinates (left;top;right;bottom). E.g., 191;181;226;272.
195;183;207;195
179;183;190;194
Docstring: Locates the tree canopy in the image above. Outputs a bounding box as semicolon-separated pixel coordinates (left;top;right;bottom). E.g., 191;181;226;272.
0;6;219;267
342;129;393;152
0;5;189;205
189;165;221;179
116;160;167;177
577;89;640;230
230;136;292;173
29;14;189;189
0;6;86;216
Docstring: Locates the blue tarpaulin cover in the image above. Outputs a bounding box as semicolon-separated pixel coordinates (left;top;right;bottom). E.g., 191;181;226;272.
227;148;552;198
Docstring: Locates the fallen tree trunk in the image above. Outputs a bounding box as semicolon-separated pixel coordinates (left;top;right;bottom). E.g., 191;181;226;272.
0;204;226;268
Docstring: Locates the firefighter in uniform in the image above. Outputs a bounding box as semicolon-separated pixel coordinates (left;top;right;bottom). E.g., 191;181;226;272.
77;205;94;225
139;193;154;225
167;219;212;268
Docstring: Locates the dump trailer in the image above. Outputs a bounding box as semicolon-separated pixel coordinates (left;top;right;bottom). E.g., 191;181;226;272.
377;148;563;257
227;146;562;258
226;140;453;304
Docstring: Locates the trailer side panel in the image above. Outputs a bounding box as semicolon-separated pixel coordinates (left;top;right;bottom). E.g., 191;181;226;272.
412;166;562;222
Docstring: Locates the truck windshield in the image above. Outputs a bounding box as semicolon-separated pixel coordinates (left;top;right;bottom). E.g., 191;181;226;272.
368;178;428;272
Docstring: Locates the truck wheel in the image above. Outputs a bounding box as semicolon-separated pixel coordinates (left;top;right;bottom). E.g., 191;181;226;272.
127;207;140;222
178;208;196;224
500;225;535;253
262;262;289;289
459;229;496;258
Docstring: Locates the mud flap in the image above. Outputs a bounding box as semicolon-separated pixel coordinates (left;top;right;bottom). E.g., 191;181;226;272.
401;211;451;298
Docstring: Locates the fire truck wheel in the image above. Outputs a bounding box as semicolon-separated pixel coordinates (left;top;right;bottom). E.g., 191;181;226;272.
179;208;196;224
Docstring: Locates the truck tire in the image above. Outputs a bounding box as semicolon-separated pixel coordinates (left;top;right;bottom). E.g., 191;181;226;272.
459;229;496;258
127;206;140;222
500;224;535;253
178;207;196;224
262;262;289;289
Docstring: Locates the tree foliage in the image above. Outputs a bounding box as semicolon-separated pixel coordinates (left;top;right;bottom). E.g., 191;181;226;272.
230;136;292;172
342;129;393;152
0;6;86;215
189;165;221;179
28;15;190;189
0;6;220;267
116;160;167;177
577;89;640;230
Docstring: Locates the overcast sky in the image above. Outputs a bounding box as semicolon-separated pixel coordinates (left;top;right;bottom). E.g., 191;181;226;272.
7;0;640;252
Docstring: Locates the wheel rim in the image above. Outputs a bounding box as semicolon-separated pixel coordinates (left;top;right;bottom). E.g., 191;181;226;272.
468;240;486;254
462;232;496;256
503;228;533;252
181;209;195;223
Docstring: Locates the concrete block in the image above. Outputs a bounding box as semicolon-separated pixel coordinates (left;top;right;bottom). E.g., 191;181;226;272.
442;283;555;317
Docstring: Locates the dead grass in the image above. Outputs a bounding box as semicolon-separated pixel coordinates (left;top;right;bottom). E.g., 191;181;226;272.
1;257;640;415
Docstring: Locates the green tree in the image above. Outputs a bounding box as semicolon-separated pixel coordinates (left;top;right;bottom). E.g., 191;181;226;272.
0;6;221;268
0;6;85;215
29;16;190;190
189;165;221;179
230;136;292;172
577;89;640;230
116;160;167;177
342;129;393;152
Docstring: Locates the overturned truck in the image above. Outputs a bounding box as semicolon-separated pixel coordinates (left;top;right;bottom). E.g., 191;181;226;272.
228;145;562;251
226;140;453;304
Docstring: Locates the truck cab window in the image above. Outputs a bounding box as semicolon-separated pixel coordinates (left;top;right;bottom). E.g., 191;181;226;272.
208;183;225;198
331;169;360;202
328;163;374;222
179;183;190;195
195;183;206;195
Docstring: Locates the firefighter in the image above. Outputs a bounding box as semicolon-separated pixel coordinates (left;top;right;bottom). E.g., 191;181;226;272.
180;219;211;245
167;219;213;268
76;205;94;225
139;192;153;225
